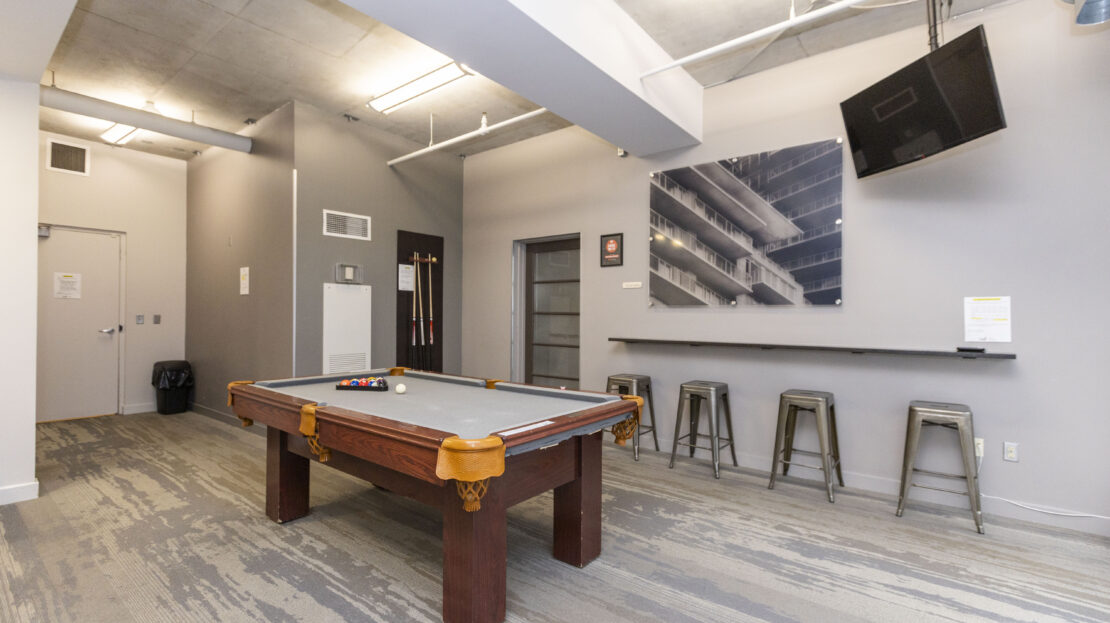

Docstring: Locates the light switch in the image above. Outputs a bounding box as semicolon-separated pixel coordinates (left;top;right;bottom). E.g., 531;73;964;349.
153;314;161;325
344;266;355;280
136;314;144;325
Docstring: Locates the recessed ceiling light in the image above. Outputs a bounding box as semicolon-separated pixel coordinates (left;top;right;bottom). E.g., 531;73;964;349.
367;62;471;114
100;123;138;144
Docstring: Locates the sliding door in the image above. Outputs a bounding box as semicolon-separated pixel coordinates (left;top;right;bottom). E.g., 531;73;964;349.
524;237;580;389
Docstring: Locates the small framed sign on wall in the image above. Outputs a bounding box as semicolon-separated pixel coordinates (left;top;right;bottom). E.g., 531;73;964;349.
600;233;623;267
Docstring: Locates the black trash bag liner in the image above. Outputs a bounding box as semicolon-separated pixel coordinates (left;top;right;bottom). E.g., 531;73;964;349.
152;360;193;389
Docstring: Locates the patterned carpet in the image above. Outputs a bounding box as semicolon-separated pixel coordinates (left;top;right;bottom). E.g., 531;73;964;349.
1;411;1107;623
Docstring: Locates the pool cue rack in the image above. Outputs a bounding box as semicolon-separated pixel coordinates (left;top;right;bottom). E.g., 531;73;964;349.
396;230;443;372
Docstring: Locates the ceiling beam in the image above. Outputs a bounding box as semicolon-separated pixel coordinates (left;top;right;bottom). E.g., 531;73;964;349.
341;0;702;156
0;1;76;83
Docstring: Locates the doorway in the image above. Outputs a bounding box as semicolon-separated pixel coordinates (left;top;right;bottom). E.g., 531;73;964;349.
522;237;580;389
37;226;124;421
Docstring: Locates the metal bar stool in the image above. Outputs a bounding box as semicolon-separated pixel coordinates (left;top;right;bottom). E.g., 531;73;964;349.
896;401;984;534
768;389;843;502
668;381;737;478
605;374;659;460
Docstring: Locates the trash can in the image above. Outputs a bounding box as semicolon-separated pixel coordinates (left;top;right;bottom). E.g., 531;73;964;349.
152;360;193;415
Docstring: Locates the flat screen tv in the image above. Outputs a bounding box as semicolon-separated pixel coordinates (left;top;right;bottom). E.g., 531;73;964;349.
840;25;1006;178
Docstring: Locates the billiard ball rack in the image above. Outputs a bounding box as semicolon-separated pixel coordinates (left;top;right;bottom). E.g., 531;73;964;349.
336;377;389;391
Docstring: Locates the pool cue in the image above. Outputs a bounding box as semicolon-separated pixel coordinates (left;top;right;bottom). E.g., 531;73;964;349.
416;252;426;369
426;255;435;353
421;253;430;368
410;255;418;368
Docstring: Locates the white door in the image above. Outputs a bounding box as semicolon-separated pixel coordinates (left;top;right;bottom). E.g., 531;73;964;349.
37;228;123;421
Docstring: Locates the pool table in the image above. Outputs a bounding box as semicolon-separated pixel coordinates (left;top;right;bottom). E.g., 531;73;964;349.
227;367;641;623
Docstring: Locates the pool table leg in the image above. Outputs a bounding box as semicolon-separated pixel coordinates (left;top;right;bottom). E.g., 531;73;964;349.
442;481;507;623
266;427;310;523
552;431;602;567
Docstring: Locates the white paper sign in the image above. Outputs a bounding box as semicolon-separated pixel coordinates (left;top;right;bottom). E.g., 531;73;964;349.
964;296;1011;342
398;264;415;291
240;267;250;295
54;273;82;299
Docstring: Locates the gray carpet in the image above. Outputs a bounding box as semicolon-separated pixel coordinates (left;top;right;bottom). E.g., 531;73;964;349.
1;412;1107;623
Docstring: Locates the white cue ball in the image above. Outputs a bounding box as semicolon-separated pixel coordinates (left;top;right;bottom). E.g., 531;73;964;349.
395;383;407;394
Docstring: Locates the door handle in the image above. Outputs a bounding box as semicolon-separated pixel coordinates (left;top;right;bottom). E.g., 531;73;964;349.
98;327;116;334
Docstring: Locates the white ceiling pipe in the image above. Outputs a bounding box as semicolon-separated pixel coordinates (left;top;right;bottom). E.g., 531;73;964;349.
641;0;877;79
388;108;547;167
40;85;253;153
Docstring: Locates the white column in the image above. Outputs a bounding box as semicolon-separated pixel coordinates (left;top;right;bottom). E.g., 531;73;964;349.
0;79;41;504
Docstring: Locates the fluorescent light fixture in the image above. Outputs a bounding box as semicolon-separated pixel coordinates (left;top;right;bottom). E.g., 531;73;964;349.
367;62;470;114
100;123;139;144
116;128;141;145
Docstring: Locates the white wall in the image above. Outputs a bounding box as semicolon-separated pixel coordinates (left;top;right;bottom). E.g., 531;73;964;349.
0;80;42;504
40;133;187;414
462;1;1110;534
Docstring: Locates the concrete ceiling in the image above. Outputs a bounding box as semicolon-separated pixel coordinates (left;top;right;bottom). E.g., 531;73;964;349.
38;0;1004;161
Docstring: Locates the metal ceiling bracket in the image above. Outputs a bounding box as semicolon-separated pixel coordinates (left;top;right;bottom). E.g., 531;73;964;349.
641;0;874;79
387;108;547;167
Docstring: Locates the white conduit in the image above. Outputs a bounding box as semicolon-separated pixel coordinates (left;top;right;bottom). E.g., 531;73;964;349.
641;0;876;79
40;86;253;154
388;108;548;167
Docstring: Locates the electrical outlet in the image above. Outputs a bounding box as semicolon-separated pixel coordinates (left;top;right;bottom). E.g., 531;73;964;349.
974;437;984;458
1003;441;1019;462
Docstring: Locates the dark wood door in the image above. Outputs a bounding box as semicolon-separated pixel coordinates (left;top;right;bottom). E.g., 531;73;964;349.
525;237;580;389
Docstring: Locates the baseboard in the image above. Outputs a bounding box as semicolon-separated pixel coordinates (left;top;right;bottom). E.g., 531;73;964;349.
191;402;265;437
190;402;232;419
0;479;39;506
121;401;156;415
657;441;903;495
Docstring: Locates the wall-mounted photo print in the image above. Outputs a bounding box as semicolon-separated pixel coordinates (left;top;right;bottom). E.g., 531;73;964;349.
649;138;843;308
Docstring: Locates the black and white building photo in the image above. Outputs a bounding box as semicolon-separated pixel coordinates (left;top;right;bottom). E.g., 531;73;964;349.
649;139;843;307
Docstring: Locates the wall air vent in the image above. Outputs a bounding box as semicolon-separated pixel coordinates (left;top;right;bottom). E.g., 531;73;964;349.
323;209;371;241
47;139;89;176
327;352;368;373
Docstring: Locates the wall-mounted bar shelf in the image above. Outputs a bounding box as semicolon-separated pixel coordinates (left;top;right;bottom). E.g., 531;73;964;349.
609;337;1016;360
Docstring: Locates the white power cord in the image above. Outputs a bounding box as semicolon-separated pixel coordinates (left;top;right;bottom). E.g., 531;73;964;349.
976;454;1110;520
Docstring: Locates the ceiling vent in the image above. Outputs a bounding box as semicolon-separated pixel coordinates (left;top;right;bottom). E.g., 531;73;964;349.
47;139;89;176
323;209;371;241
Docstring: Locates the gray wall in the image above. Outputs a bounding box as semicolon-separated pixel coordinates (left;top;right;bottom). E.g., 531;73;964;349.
461;2;1110;534
186;100;464;415
292;102;463;376
186;103;295;413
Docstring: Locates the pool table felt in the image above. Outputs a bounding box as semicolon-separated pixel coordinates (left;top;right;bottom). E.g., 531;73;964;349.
256;372;618;441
